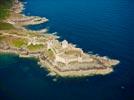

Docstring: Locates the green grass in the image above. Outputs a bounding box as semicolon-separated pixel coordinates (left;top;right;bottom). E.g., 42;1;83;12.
0;8;10;20
11;38;27;48
0;0;13;20
0;36;5;41
0;22;14;30
27;44;44;51
0;0;15;30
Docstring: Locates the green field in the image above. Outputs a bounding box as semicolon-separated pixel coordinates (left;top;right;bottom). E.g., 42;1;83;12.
0;0;14;20
0;0;13;20
27;44;44;51
0;0;14;30
10;38;27;48
0;36;5;41
0;22;14;30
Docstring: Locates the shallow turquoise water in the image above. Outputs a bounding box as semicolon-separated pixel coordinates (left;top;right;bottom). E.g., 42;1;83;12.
0;0;134;100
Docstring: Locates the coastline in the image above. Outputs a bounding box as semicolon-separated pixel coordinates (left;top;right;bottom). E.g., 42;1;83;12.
0;48;113;77
0;0;120;77
0;48;114;77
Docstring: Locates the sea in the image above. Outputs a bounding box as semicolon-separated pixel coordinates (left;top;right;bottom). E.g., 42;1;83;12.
0;0;134;100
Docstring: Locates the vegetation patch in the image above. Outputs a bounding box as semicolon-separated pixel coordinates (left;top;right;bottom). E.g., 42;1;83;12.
0;36;6;42
0;22;14;30
0;0;13;20
27;44;44;51
10;38;27;48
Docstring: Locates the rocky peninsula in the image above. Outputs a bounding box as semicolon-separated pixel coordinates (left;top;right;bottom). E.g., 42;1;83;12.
0;0;120;77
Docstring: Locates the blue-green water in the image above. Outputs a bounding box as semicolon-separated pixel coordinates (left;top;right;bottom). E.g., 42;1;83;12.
0;0;134;100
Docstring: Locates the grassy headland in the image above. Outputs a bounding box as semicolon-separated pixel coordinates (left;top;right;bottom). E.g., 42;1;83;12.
0;0;120;77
